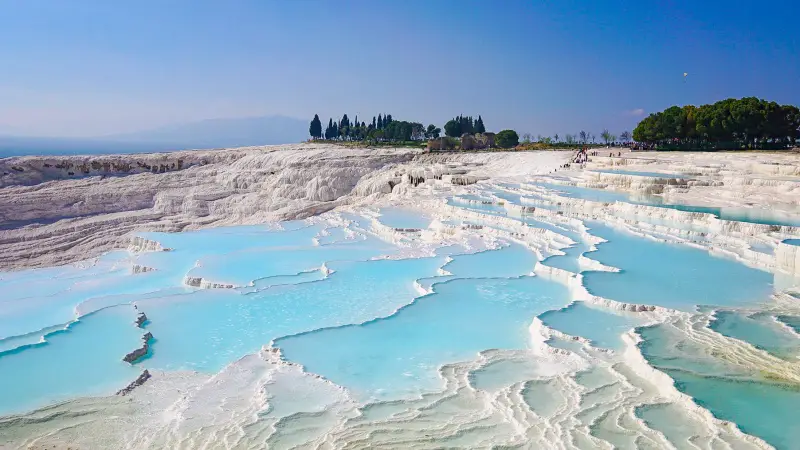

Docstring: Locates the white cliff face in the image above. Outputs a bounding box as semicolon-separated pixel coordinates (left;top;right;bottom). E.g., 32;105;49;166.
3;145;800;275
0;144;569;270
776;241;800;274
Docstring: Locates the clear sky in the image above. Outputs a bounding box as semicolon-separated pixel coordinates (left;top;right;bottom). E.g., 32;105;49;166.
1;0;797;138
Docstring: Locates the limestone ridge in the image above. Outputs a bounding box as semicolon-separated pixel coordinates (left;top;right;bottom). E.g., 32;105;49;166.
123;332;153;364
115;307;154;395
124;307;152;364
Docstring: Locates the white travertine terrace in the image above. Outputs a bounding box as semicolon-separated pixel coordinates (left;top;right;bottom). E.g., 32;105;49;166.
3;146;800;449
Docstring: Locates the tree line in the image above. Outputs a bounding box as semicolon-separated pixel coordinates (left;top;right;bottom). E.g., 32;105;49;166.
518;130;631;146
309;113;442;142
632;97;800;150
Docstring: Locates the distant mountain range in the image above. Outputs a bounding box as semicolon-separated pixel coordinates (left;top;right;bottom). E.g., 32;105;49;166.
0;115;309;157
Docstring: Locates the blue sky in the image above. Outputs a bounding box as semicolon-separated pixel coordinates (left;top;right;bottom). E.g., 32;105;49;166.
0;0;797;138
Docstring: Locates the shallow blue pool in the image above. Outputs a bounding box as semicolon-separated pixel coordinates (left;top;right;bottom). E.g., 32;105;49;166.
277;275;570;400
581;223;774;310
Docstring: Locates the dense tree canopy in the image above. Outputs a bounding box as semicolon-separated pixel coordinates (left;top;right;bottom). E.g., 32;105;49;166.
495;130;519;148
444;115;481;137
632;98;800;150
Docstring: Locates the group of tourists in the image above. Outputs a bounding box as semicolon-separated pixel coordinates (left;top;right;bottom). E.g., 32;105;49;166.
573;147;590;164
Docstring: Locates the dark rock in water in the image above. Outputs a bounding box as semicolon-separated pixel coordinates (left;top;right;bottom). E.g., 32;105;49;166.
123;332;154;364
135;312;148;328
116;370;151;396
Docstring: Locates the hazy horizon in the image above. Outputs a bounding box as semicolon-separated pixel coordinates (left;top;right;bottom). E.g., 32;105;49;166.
1;0;798;140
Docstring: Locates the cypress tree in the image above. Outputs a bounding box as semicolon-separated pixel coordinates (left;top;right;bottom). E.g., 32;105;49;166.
377;114;383;130
332;122;339;140
325;118;334;139
372;116;377;128
309;114;322;139
475;115;486;133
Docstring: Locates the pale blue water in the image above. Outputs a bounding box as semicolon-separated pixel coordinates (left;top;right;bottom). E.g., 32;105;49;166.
377;207;432;229
539;302;645;350
0;306;142;414
543;242;588;273
187;237;391;286
442;244;537;278
534;182;630;203
277;275;570;400
581;224;774;310
140;257;446;372
710;311;800;359
0;257;172;341
639;324;800;450
777;315;800;333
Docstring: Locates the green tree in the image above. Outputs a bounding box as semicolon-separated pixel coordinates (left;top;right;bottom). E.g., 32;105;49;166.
377;114;383;130
495;130;519;148
579;131;587;144
475;116;486;133
633;97;799;150
309;114;322;140
553;133;559;143
444;119;461;137
425;124;441;139
601;129;612;144
620;131;631;142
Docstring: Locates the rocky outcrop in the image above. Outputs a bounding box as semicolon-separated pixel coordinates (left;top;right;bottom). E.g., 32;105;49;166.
129;236;171;253
123;332;153;364
0;152;207;189
460;133;495;150
184;276;235;289
477;132;495;149
135;312;148;327
116;370;151;396
132;264;156;274
427;137;457;151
